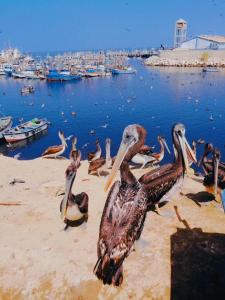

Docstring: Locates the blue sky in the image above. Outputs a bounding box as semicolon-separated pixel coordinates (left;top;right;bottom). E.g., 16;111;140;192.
0;0;225;52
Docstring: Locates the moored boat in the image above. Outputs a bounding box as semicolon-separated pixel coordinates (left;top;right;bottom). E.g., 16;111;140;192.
47;69;81;81
111;66;136;75
0;116;13;139
3;118;49;143
202;67;219;73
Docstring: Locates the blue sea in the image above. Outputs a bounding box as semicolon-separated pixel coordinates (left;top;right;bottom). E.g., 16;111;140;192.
0;59;225;162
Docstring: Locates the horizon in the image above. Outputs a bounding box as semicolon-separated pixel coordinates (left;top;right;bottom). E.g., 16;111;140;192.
1;0;225;52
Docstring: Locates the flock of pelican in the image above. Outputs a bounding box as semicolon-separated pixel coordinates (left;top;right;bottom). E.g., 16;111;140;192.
41;123;225;286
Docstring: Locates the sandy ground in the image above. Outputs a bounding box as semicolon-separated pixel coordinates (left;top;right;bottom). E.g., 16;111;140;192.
0;155;224;300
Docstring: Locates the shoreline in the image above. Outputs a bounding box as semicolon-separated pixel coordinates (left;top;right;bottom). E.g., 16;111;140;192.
0;155;225;299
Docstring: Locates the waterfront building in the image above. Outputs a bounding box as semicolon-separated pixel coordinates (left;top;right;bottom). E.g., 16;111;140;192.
177;35;225;50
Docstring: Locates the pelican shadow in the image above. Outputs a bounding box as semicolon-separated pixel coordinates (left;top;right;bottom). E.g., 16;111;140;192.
171;228;225;300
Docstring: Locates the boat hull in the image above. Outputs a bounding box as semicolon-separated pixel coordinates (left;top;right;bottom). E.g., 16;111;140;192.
3;121;48;143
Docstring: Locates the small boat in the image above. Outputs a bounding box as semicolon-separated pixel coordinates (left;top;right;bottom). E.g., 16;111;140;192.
4;65;13;76
12;72;26;79
202;68;219;73
21;85;35;94
111;66;136;75
3;118;49;143
0;116;13;139
47;69;81;82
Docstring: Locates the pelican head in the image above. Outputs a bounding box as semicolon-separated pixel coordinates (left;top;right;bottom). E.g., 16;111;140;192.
59;131;68;148
198;143;214;167
173;123;197;176
61;150;81;220
105;124;146;191
105;138;111;147
159;136;171;154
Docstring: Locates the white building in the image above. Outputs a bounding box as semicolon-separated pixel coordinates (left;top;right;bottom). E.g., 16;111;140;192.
177;35;225;50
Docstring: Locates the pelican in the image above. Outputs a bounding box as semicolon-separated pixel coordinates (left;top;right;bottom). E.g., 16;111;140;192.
88;138;112;176
131;135;170;168
139;123;196;212
188;139;205;166
88;139;101;161
203;148;225;212
94;124;149;286
60;150;89;229
69;136;77;160
42;131;67;159
198;143;225;175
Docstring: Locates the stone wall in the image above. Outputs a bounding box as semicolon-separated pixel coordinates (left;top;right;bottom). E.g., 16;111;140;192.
145;49;225;67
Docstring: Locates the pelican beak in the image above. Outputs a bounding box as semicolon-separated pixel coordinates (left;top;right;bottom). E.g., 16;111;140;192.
162;138;171;154
61;172;76;220
105;140;132;192
185;136;197;164
178;134;196;176
213;155;219;201
197;154;204;167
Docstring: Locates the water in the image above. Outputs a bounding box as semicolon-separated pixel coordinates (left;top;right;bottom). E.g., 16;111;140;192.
0;59;225;162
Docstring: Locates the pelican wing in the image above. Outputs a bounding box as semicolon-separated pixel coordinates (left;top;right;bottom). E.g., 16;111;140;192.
96;181;148;284
42;145;63;156
139;166;182;207
88;157;105;173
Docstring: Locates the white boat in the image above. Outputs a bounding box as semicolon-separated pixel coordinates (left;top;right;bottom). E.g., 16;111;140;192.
12;72;26;79
21;85;35;94
0;116;13;139
202;68;219;73
3;118;49;143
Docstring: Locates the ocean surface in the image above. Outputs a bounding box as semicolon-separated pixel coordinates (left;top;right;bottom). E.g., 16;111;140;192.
0;59;225;163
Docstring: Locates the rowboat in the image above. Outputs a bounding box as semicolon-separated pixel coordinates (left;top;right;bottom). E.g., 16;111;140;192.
3;118;49;143
0;116;13;139
21;85;35;94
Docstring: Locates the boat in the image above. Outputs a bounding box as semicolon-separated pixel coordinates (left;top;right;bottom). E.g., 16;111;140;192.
3;118;49;143
0;116;13;139
12;71;26;79
21;85;35;94
4;65;13;76
202;68;219;73
46;69;81;82
111;66;136;75
0;68;5;75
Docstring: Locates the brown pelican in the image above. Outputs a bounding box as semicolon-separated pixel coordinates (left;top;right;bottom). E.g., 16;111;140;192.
60;150;89;229
69;136;77;160
88;139;101;161
198;143;225;175
94;124;149;286
139;123;196;212
42;131;67;159
88;138;111;176
187;139;205;166
203;148;225;212
131;136;170;168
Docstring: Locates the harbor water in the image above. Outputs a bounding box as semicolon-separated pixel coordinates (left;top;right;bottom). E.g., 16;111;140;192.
0;59;225;161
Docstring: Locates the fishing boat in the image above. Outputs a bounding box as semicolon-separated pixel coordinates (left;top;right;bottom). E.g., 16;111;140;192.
3;118;49;143
46;69;81;82
21;85;35;94
202;67;219;73
0;116;13;139
12;71;26;79
111;66;136;75
3;65;13;76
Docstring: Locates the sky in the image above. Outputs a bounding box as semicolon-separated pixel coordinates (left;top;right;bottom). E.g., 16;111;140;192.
0;0;225;52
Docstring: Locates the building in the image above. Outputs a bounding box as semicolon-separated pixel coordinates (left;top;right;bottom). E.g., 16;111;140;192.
177;35;225;50
174;18;187;48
